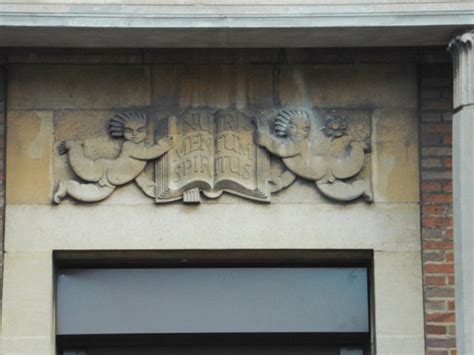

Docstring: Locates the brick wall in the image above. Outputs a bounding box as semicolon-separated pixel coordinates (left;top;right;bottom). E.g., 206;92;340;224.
419;61;455;355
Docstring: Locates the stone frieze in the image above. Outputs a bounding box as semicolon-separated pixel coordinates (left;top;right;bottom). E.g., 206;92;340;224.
54;107;372;204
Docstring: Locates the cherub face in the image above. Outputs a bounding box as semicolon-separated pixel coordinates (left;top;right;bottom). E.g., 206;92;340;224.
287;116;310;141
124;120;146;143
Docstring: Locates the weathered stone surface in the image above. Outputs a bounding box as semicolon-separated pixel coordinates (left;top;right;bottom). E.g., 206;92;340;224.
153;64;275;110
8;64;151;110
1;337;53;355
6;111;54;204
5;203;420;252
1;252;53;338
376;335;425;355
277;64;417;109
372;109;419;203
177;65;237;109
374;251;425;337
375;251;425;354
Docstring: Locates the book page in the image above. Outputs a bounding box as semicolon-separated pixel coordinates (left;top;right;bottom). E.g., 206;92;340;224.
214;110;258;192
167;110;215;191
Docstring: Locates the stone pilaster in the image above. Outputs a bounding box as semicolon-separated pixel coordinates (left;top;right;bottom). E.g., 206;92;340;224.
448;29;474;355
449;31;474;109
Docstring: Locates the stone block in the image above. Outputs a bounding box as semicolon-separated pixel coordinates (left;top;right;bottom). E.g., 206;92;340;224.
1;252;53;338
5;203;420;252
152;65;182;109
152;64;274;110
277;64;417;109
6;111;54;204
178;65;237;109
7;64;151;110
376;335;425;355
242;65;274;109
372;109;419;203
1;337;53;355
374;251;425;337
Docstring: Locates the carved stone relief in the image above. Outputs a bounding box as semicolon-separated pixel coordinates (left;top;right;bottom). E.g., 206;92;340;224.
54;108;372;204
54;112;173;203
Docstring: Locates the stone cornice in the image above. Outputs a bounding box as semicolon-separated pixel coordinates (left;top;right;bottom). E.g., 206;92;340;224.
0;1;473;47
449;30;474;109
1;1;473;28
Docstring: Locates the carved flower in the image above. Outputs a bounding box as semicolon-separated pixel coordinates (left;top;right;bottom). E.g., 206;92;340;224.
321;112;347;139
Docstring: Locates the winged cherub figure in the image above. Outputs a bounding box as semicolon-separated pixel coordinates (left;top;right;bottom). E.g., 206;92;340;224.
54;112;173;203
255;109;372;202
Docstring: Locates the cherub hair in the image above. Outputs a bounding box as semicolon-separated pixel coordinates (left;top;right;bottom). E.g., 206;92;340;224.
274;109;310;137
109;112;147;138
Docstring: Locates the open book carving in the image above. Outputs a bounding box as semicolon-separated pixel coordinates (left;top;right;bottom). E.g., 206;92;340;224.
155;109;271;203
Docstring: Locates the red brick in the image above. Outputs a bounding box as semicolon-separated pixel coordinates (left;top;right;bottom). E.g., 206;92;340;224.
424;241;453;251
448;275;455;285
422;205;446;217
425;276;446;286
422;182;442;193
444;158;452;169
446;253;454;263
427;324;447;335
424;263;455;274
423;194;452;203
423;217;452;228
448;301;455;311
426;312;455;323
